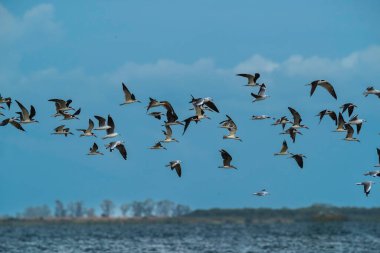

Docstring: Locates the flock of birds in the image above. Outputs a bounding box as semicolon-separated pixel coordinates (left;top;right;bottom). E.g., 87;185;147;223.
1;77;380;198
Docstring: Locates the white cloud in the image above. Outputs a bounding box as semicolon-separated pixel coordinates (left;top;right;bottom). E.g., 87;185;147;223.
233;55;279;74
0;3;61;43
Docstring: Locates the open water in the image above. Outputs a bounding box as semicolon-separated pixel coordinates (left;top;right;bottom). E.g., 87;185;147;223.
0;221;379;253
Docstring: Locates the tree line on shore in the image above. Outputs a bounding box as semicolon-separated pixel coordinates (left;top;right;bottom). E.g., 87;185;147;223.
14;199;191;219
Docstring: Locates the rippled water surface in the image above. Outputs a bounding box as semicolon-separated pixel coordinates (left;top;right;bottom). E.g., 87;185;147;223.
1;221;379;253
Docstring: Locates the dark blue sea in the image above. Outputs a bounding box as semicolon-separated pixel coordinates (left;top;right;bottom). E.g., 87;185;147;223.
1;221;379;252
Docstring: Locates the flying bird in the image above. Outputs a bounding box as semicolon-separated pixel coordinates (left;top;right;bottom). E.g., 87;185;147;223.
0;117;25;131
0;94;11;109
77;119;97;137
161;125;179;143
236;73;261;87
347;115;366;135
120;82;140;105
94;115;111;130
280;127;302;143
88;143;103;155
343;124;359;142
218;149;237;169
251;115;273;120
356;181;374;197
189;96;219;113
251;84;269;102
48;98;74;112
149;141;167;150
340;103;357;117
288;107;308;129
59;108;81;120
252;189;269;196
51;125;73;137
274;140;289;156
102;115;119;139
364;170;380;177
316;110;337;125
105;141;127;160
363;86;380;98
15;100;38;124
165;160;182;177
148;111;164;120
272;116;291;130
333;112;347;132
289;153;306;169
306;80;337;99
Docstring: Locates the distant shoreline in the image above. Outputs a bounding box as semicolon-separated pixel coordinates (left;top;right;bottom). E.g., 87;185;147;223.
2;205;380;224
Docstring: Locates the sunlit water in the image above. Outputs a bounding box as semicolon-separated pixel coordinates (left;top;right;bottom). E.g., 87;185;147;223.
1;221;379;252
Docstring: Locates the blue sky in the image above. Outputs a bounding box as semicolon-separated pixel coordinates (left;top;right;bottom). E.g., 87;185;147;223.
1;0;380;215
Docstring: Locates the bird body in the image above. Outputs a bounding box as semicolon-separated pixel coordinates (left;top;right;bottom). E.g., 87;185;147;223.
105;141;127;160
237;73;261;87
356;181;374;197
251;115;273;120
289;153;306;168
363;87;380;98
343;124;359;142
52;125;73;137
218;149;237;169
77;119;96;137
88;143;103;155
120;82;140;105
253;189;269;196
166;160;182;177
15;100;38;124
251;84;269;102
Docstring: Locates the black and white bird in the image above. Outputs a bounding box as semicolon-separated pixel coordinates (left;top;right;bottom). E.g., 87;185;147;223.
77;119;97;137
347;115;366;135
343;124;359;142
272;116;291;130
120;82;140;105
148;111;164;120
0;117;25;131
364;170;380;177
94;115;111;130
189;96;219;113
15;100;38;124
356;181;374;197
88;143;103;155
165;160;182;177
102;115;119;139
149;141;167;150
289;153;306;169
363;86;380;98
333;112;347;132
316;110;337;125
218;149;237;169
237;73;261;87
48;98;75;112
252;189;269;196
251;84;269;102
306;80;337;99
340;103;357;117
280;127;302;143
251;115;273;120
288;107;309;129
59;108;81;120
0;94;11;109
274;140;289;156
105;141;127;160
161;125;179;143
51;125;73;137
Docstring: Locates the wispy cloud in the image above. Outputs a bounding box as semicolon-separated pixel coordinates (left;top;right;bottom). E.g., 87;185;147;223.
0;3;61;43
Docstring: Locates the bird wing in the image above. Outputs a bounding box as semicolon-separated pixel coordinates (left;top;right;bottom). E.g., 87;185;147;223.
348;105;354;117
15;100;30;120
319;81;337;99
147;97;158;111
280;140;288;153
92;142;99;151
166;109;178;123
349;114;358;122
204;100;219;113
174;163;181;177
183;116;196;135
288;107;301;125
94;115;106;127
337;112;345;129
293;155;304;168
10;120;25;131
116;144;127;160
345;124;354;138
309;81;318;97
122;82;132;101
107;115;115;134
29;105;36;119
318;110;327;123
329;112;337;125
73;108;81;117
48;99;66;107
236;73;254;83
258;84;266;96
228;127;237;135
54;125;65;132
377;148;380;164
220;149;232;166
0;118;10;126
88;119;94;131
165;125;173;138
356;123;362;135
